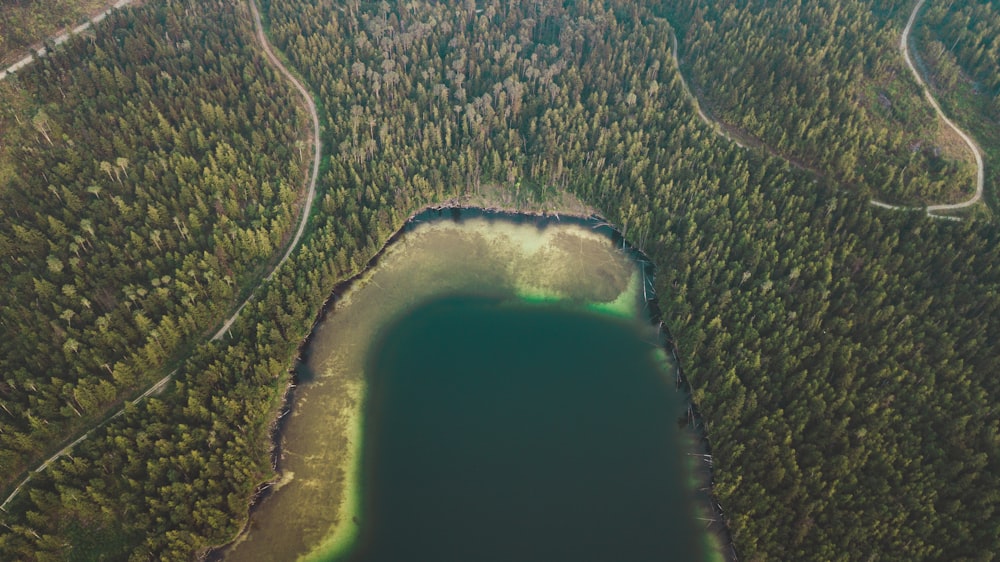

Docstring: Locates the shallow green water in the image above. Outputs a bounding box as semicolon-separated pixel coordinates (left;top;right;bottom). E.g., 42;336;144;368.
343;296;705;562
222;212;719;561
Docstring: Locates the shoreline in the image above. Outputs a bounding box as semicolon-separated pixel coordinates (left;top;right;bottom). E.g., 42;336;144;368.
202;200;603;561
649;301;739;562
209;202;735;562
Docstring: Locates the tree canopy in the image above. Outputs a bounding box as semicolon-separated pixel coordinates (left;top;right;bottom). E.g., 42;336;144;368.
0;0;998;561
0;0;306;497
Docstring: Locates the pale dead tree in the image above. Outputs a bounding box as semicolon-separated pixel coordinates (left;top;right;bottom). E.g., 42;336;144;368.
64;396;82;417
32;110;54;145
99;160;115;182
351;61;366;79
116;157;129;179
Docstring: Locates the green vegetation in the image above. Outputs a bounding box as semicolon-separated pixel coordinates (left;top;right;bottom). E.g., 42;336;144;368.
0;0;306;503
915;0;1000;209
0;0;998;561
0;0;113;64
666;0;978;205
918;0;1000;101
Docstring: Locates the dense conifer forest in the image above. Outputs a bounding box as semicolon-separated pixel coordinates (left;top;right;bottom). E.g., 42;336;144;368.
1;0;998;560
919;0;1000;105
665;0;984;206
0;0;308;533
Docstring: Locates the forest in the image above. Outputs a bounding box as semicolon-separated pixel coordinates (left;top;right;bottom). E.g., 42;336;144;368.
0;0;998;561
665;0;983;207
0;0;117;65
914;0;1000;209
0;0;308;515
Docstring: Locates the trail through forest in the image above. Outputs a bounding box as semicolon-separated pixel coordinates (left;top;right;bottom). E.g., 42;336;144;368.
670;30;745;149
670;28;829;178
671;3;983;220
0;0;135;82
0;369;173;510
1;0;320;510
211;0;322;341
869;0;985;219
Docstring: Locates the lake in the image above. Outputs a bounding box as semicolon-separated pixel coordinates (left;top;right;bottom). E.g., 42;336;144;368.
222;210;720;561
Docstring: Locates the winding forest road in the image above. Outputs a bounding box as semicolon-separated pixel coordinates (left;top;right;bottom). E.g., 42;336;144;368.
670;27;824;176
2;0;320;511
671;4;982;221
870;0;985;219
670;30;746;149
211;0;321;341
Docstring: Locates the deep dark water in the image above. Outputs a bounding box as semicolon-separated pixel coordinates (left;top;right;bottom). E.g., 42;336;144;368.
339;296;707;562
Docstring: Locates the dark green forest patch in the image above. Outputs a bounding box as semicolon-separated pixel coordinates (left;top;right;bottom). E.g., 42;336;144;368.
1;1;998;561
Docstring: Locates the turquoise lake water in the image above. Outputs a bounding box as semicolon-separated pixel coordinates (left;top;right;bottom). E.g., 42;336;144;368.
222;214;720;562
338;296;707;562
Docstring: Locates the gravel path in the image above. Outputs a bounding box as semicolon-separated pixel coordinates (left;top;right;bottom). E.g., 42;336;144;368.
2;0;322;511
870;0;984;219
